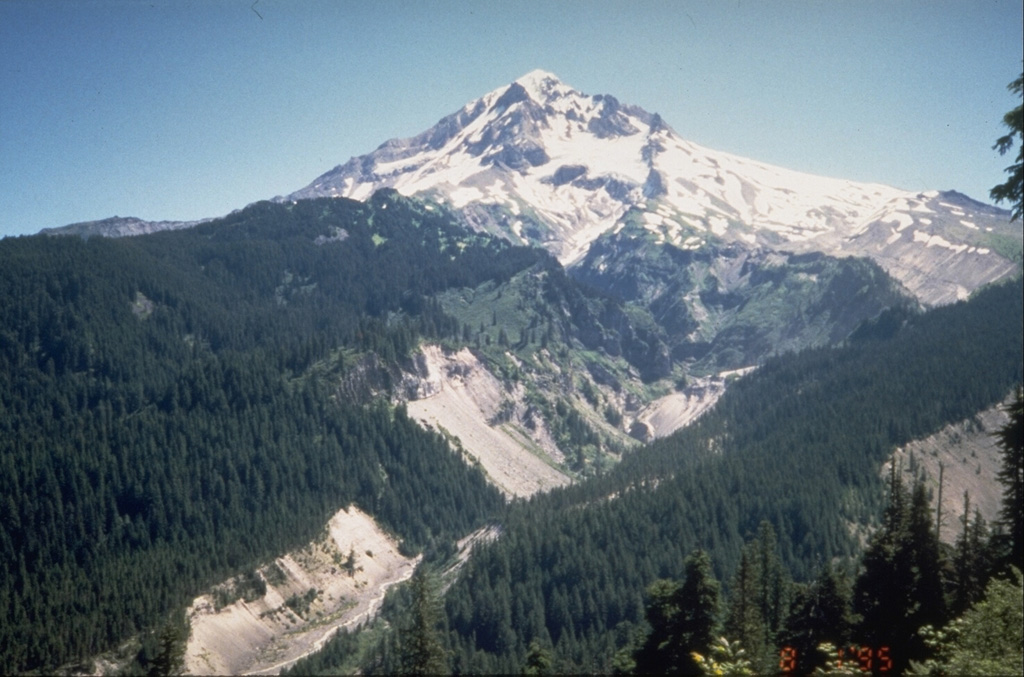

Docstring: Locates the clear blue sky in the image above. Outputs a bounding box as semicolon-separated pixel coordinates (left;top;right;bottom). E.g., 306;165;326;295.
1;0;1021;237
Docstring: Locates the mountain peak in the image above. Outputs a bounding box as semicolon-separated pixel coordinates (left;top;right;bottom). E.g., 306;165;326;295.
513;69;570;102
283;73;1020;305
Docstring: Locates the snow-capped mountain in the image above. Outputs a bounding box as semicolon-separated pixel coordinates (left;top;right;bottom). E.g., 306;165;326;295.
285;69;1020;305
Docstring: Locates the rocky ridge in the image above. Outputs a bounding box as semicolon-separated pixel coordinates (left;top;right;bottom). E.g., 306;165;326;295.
41;215;207;238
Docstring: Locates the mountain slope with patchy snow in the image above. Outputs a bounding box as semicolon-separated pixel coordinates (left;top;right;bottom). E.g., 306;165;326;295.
285;69;1020;305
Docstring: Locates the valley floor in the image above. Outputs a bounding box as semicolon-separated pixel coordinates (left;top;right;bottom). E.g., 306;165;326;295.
634;367;755;439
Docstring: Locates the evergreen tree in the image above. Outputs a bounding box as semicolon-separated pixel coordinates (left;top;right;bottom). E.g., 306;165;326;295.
905;481;948;627
143;609;189;677
634;549;721;675
523;639;554;676
854;466;908;644
721;522;790;672
724;546;764;663
995;386;1023;569
634;578;686;674
754;521;787;650
779;564;853;675
990;69;1023;221
676;550;722;675
854;477;948;673
397;569;448;675
951;492;992;615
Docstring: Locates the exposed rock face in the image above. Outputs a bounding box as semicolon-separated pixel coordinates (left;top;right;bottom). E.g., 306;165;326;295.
403;345;570;498
830;191;1020;305
633;375;732;439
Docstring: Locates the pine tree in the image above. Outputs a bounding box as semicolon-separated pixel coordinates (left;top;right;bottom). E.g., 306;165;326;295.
397;569;447;675
995;387;1023;569
724;546;764;662
145;609;189;677
723;522;789;672
951;492;991;615
905;481;948;629
779;564;853;675
854;477;948;674
990;69;1023;221
634;578;685;674
754;521;787;649
675;549;721;675
633;550;721;675
523;639;554;675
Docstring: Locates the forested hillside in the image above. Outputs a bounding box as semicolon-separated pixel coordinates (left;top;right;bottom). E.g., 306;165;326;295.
2;186;1020;675
309;278;1020;675
0;192;549;673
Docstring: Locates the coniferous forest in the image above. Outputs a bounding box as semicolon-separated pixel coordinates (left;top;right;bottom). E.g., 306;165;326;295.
1;189;1022;675
0;192;536;672
287;254;1023;675
427;280;1022;675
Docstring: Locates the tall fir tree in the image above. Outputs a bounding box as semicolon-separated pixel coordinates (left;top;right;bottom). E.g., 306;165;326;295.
724;546;764;663
854;476;948;674
754;521;788;650
990;69;1023;221
995;387;1023;570
951;492;992;615
723;522;789;672
675;550;721;676
904;481;949;652
397;569;448;676
778;564;853;675
634;579;687;674
633;549;721;675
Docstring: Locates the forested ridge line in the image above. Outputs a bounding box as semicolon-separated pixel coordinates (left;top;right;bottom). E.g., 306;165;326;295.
0;193;542;673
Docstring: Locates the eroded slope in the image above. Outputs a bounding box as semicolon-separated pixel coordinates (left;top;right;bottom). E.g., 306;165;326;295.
886;401;1011;544
184;506;418;676
405;346;571;497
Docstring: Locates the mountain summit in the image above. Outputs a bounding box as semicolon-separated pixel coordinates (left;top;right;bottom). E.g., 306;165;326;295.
285;70;1019;305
